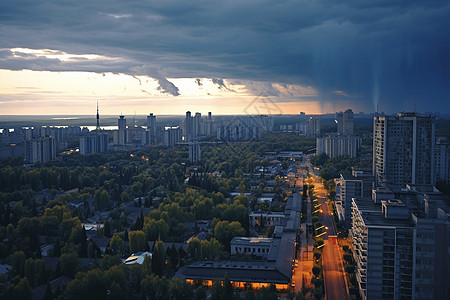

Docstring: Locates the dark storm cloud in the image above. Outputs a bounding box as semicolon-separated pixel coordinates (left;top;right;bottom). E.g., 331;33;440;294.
1;0;449;112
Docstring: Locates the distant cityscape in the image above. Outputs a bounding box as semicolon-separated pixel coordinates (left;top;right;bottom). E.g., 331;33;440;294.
0;109;449;300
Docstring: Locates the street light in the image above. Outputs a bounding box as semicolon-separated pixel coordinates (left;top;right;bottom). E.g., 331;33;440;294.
316;231;327;238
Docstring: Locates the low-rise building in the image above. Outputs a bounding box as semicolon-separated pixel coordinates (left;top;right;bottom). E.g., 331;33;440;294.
249;211;285;227
230;237;273;257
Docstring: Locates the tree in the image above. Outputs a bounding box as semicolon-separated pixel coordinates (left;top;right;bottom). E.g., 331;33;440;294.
343;253;352;264
152;240;166;276
312;265;321;277
168;278;194;300
141;275;169;299
345;265;355;274
6;277;32;300
213;221;245;251
109;233;124;255
58;252;79;277
128;230;146;253
10;251;26;277
143;218;169;241
101;255;122;270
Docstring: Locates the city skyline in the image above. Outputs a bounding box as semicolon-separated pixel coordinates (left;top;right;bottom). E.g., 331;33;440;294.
1;1;450;115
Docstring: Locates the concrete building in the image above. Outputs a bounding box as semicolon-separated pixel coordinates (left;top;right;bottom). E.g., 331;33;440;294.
249;211;285;227
79;132;109;155
373;113;435;188
336;109;354;134
184;111;193;142
25;136;56;163
146;113;157;144
352;167;375;198
230;237;273;257
335;174;363;226
164;126;182;147
117;115;127;146
316;134;361;158
434;137;449;183
308;116;320;136
351;188;450;300
193;112;201;140
189;142;201;163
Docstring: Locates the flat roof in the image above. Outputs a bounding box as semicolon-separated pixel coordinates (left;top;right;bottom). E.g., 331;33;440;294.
231;237;273;247
182;260;290;284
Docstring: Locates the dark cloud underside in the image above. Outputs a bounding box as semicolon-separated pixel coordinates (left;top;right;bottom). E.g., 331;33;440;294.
1;0;449;112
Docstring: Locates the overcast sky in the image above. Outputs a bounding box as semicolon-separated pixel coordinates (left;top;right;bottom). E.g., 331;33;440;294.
1;0;449;115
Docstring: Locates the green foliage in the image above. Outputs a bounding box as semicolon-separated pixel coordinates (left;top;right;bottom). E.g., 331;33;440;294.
5;277;32;300
143;218;169;241
152;240;166;277
59;252;80;277
10;251;26;277
24;258;46;286
187;237;222;260
345;264;355;274
312;265;322;277
141;275;170;299
101;255;122;271
343;253;353;263
213;220;246;251
313;251;321;260
128;230;146;253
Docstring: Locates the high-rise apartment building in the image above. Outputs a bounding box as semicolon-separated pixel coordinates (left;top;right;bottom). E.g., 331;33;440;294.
373;113;435;188
334;174;363;226
184;111;193;142
25;136;56;163
193;112;201;140
189;142;201;163
336;109;354;134
434;137;449;183
146;113;157;144
117;115;127;146
308;116;320;136
164;127;182;147
80;133;109;155
316;134;361;158
351;189;450;300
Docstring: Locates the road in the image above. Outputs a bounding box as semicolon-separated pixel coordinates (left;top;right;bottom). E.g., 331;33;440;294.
310;175;349;300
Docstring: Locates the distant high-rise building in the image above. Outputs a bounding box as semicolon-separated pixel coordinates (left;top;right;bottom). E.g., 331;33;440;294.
117;115;127;145
336;109;354;134
193;112;201;140
25;136;56;163
308;116;320;136
80;133;109;155
184;111;193;142
189;142;201;163
373;112;435;188
164;127;182;147
147;113;157;144
343;109;354;134
316;134;361;158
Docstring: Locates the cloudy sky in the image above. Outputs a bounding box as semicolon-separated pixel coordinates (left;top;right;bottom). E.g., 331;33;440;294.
1;0;449;115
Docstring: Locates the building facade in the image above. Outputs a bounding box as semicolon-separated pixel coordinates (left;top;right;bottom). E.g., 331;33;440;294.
316;134;361;158
351;193;450;300
79;133;109;155
373;113;435;188
164;127;182;147
25;136;56;163
434;137;449;183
